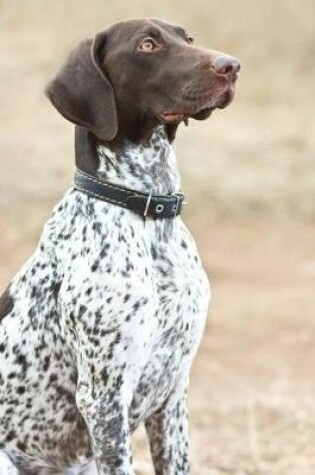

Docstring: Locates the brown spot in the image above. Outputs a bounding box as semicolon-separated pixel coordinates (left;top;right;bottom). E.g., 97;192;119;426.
0;286;14;322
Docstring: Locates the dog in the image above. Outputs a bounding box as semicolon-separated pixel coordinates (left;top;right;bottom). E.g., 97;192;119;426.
0;18;240;475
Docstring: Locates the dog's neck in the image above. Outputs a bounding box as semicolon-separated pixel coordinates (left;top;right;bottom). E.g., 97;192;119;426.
74;125;180;238
95;125;181;195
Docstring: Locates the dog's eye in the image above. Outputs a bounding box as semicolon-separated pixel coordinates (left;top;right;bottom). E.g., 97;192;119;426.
138;38;158;53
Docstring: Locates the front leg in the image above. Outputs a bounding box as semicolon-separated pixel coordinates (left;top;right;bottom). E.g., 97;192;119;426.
76;387;132;475
73;315;150;475
71;291;155;475
145;388;190;475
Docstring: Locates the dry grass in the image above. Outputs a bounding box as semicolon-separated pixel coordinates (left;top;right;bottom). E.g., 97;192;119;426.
1;1;315;473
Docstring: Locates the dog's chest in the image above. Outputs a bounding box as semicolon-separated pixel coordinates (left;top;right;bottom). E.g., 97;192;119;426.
58;193;210;425
126;219;210;426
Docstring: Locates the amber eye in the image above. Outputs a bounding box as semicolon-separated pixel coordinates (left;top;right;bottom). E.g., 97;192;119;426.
138;38;158;53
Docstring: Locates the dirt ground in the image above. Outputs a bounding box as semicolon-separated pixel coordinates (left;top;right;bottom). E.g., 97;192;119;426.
132;220;315;475
1;1;315;474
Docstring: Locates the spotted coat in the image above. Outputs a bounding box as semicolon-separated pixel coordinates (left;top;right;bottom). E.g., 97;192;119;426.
0;126;210;475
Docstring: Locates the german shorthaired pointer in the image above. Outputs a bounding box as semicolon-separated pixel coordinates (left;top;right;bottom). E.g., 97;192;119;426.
0;18;240;475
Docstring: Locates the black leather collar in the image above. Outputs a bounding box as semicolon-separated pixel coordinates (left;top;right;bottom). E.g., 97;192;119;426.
74;169;185;219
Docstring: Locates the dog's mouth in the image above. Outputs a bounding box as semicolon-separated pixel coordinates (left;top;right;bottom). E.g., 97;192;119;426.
159;85;236;124
160;112;188;123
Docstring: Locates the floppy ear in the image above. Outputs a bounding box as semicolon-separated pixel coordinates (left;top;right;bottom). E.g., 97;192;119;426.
45;33;118;142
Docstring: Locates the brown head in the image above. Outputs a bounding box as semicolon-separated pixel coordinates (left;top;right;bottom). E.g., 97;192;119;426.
46;18;240;147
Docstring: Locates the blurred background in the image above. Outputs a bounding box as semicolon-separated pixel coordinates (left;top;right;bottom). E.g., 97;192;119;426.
0;1;315;473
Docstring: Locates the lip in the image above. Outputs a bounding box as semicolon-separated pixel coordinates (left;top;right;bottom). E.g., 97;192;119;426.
159;112;186;123
216;87;235;109
159;84;236;123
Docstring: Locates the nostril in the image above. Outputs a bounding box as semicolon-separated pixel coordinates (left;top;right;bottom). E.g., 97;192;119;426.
214;56;241;76
221;63;234;75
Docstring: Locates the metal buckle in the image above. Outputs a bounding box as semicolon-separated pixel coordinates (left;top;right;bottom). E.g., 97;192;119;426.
143;191;152;217
172;192;184;216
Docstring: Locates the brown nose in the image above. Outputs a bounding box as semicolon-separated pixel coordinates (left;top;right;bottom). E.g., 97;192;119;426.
213;55;241;77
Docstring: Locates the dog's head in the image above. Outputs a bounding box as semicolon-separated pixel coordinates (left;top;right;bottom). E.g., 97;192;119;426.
46;19;240;143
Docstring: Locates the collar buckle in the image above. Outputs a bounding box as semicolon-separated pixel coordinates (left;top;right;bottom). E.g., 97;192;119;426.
172;192;185;216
